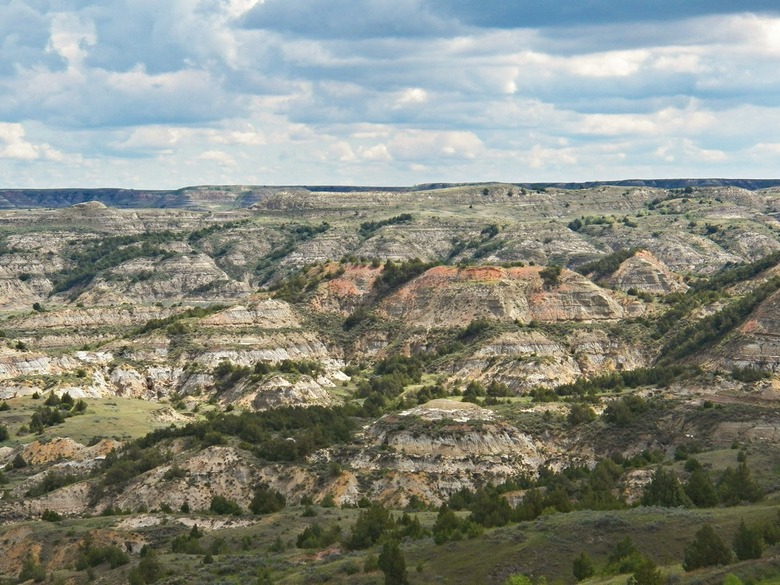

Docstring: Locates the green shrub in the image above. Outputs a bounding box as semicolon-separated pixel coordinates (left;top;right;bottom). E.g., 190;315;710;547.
568;403;596;426
209;495;242;516
458;318;496;341
378;538;409;585
171;532;205;555
731;366;770;382
539;264;562;288
572;552;594;581
629;556;664;585
296;522;341;549
684;468;719;507
346;503;393;549
27;471;79;497
717;460;763;504
683;524;732;571
249;484;286;515
358;214;413;238
576;248;637;279
41;509;62;522
432;504;483;544
733;519;763;561
76;544;130;570
605;537;643;575
641;467;692;508
373;258;435;294
128;551;163;584
19;554;46;582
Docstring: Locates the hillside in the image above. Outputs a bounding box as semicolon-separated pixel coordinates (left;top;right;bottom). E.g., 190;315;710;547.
0;182;779;585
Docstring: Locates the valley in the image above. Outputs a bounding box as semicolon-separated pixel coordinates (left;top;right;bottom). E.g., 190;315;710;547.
0;182;779;585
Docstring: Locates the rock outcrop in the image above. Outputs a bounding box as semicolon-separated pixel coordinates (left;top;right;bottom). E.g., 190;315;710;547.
347;400;560;505
605;250;689;294
380;265;624;326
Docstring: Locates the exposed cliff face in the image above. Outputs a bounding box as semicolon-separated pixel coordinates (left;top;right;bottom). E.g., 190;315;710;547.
454;330;582;390
704;288;780;371
569;329;648;377
452;329;647;391
72;253;252;305
199;298;302;329
606;250;689;294
0;348;81;381
252;377;334;410
309;264;382;315
218;372;337;411
380;266;624;326
346;400;563;505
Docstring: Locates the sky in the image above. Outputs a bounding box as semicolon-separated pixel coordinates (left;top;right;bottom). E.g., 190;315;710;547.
2;1;780;189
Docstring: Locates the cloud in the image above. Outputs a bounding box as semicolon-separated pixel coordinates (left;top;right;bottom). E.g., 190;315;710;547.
111;126;186;154
0;123;64;161
1;64;239;127
0;2;63;76
2;3;780;188
197;150;238;168
47;11;96;68
654;138;727;163
430;0;780;29
240;0;457;39
387;130;484;160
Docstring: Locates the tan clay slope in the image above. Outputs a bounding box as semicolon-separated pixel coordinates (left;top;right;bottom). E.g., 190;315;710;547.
605;250;689;294
379;265;624;327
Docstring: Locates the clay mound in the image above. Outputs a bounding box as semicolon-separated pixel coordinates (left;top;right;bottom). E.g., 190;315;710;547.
227;373;334;411
379;265;624;326
404;398;494;421
362;398;549;474
20;437;121;466
453;329;648;392
605;250;688;294
199;299;302;329
71;201;108;210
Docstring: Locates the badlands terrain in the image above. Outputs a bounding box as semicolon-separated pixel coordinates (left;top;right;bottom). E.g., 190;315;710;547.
0;181;779;584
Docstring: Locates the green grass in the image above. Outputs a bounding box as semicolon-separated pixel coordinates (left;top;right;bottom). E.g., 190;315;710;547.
0;396;193;445
26;502;771;585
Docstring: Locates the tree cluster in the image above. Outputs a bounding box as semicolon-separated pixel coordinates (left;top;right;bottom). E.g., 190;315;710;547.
358;214;413;238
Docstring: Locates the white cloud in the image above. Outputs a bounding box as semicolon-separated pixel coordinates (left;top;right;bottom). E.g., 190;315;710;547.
197;150;238;167
652;52;706;74
655;139;727;163
575;102;718;137
526;144;578;170
360;143;392;161
47;12;96;69
210;124;267;145
568;50;649;78
112;126;185;152
2;5;780;187
0;123;64;161
387;130;484;160
327;141;357;162
395;88;428;107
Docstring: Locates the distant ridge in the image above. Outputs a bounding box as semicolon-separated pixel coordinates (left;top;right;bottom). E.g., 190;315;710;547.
1;179;779;210
532;178;780;190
